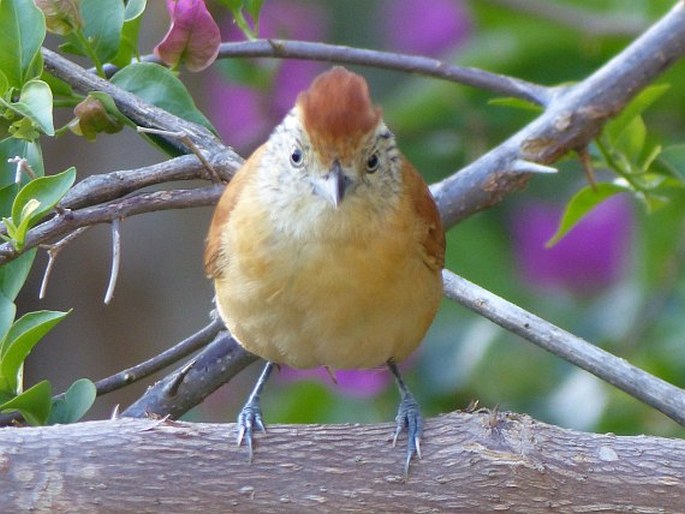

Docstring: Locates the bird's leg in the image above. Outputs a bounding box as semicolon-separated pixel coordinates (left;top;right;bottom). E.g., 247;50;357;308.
388;360;423;476
236;360;274;462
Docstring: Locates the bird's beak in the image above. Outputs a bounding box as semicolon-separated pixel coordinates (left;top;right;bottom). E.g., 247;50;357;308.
313;160;350;208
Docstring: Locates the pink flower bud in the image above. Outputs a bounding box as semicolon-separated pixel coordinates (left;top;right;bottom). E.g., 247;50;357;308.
154;0;221;72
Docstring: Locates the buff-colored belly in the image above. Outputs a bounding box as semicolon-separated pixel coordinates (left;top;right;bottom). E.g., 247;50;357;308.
215;232;441;369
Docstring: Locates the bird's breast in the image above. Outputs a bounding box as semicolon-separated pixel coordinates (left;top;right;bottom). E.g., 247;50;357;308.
214;193;442;369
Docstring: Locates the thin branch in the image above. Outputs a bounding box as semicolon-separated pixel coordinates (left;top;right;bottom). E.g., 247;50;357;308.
137;127;223;183
62;153;237;211
41;47;233;159
131;40;553;107
220;40;554;106
38;226;91;299
8;156;38;181
103;218;121;305
486;0;648;37
442;270;685;426
0;317;225;427
123;267;685;427
94;317;225;396
0;185;224;265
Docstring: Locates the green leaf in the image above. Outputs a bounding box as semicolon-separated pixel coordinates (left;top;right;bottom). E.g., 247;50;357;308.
0;184;18;219
111;62;215;132
605;84;670;144
0;248;36;301
48;378;96;424
0;310;70;393
245;0;265;20
11;166;76;229
613;115;645;166
0;380;51;425
40;70;75;100
80;0;125;63
0;0;46;89
217;0;259;38
0;292;16;348
112;0;146;68
488;96;544;113
656;144;685;180
546;183;630;247
3;79;55;137
0;70;8;96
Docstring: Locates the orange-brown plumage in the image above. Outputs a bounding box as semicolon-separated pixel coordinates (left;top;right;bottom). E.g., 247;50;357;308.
205;67;445;470
298;66;382;154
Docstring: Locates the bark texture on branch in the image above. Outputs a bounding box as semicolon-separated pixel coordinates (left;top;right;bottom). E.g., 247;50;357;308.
1;412;683;513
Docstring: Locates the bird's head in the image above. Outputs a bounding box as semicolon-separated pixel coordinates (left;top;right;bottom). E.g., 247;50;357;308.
263;67;403;216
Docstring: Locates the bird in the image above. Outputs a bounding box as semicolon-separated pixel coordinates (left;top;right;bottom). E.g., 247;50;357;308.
205;66;445;474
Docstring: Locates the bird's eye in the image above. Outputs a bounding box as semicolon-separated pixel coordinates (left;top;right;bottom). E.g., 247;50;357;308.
290;147;304;168
366;153;380;173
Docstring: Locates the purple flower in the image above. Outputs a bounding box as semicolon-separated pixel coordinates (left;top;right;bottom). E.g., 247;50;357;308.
380;0;472;56
511;195;633;294
277;366;391;399
155;0;221;72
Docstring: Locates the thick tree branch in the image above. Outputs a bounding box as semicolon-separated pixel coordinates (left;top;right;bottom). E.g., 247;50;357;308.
1;413;684;512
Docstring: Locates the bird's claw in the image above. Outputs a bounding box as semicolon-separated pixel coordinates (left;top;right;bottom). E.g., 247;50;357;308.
392;392;424;476
236;400;266;463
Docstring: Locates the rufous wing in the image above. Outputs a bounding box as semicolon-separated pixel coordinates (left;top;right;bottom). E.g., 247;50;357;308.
402;159;445;272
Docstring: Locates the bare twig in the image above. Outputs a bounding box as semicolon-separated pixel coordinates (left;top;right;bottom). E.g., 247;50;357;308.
94;317;225;397
38;226;91;299
137;127;223;182
578;146;597;190
104;218;121;305
214;40;554;106
8;156;38;181
441;270;685;426
0;317;227;426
